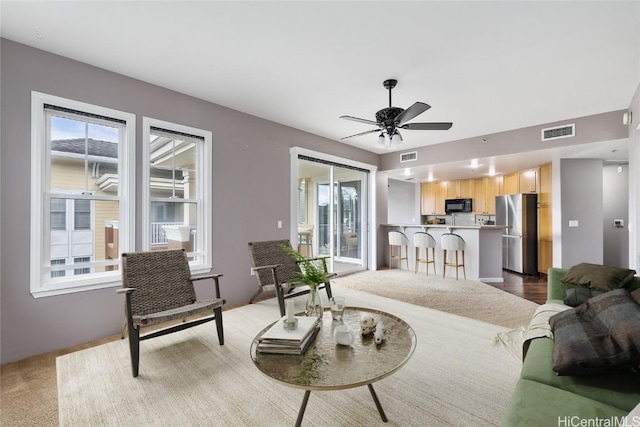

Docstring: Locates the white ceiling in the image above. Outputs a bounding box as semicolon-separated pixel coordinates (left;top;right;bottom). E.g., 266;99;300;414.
2;1;638;178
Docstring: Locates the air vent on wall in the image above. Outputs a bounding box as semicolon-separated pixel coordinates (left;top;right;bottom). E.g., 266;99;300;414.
541;123;575;141
400;151;418;163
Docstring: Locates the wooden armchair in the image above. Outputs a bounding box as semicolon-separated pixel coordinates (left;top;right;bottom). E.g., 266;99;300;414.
117;249;224;377
247;239;334;316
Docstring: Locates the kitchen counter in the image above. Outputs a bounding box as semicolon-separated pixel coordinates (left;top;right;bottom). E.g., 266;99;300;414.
382;224;505;282
382;224;507;230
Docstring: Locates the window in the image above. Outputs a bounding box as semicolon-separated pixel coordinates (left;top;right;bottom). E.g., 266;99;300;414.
74;257;91;275
142;118;212;272
50;199;66;230
31;92;135;297
74;199;91;230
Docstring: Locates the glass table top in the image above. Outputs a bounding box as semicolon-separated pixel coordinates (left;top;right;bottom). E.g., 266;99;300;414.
250;307;417;391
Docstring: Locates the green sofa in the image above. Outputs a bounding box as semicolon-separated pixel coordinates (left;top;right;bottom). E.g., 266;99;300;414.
502;267;640;426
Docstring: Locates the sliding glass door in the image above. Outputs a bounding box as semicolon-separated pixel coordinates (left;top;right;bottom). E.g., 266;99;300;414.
297;159;367;274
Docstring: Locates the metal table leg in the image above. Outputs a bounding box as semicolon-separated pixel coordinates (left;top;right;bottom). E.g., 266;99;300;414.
368;384;388;422
295;390;311;427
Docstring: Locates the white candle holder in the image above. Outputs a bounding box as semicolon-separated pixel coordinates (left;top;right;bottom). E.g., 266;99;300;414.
283;317;298;330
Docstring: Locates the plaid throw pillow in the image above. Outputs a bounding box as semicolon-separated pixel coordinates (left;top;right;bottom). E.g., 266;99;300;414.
563;287;604;307
550;288;640;376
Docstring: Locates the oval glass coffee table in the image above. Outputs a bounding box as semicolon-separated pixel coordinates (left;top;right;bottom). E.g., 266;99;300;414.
250;307;417;426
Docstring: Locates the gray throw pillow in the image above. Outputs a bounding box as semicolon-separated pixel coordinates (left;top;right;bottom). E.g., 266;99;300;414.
560;263;636;292
563;287;604;307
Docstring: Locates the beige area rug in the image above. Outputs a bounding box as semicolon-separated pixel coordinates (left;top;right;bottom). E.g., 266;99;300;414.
331;270;539;329
58;288;522;426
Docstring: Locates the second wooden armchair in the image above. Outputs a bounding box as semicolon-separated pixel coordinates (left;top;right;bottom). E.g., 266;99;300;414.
247;239;335;316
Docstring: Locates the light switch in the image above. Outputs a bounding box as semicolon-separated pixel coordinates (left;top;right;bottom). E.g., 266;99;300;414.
277;220;282;229
569;220;579;228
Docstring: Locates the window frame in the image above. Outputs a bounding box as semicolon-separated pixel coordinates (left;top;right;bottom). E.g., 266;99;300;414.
30;91;136;297
141;117;212;274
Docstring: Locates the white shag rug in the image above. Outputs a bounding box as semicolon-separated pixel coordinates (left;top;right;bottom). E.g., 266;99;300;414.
332;269;539;329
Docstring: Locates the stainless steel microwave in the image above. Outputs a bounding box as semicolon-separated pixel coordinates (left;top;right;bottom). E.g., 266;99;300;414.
445;198;472;213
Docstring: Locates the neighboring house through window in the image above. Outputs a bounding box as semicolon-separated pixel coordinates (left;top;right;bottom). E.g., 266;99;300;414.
30;92;135;297
50;196;94;278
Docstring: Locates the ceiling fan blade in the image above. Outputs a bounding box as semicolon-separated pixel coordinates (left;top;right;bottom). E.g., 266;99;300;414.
394;102;431;126
341;129;381;140
401;122;453;131
340;115;380;126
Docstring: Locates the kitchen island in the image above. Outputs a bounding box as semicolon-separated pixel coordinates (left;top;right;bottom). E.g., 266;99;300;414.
382;224;507;282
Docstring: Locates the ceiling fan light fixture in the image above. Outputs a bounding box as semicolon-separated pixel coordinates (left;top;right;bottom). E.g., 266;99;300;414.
391;130;402;145
339;78;452;147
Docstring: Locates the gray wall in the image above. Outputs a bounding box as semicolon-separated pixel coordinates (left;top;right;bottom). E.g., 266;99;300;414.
375;172;389;269
0;39;378;363
379;111;628;172
559;159;604;267
387;179;419;224
628;84;640;271
603;164;629;267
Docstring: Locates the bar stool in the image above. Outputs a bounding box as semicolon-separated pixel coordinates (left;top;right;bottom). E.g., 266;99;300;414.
441;233;466;280
344;230;358;257
414;232;437;275
388;231;409;270
297;225;313;257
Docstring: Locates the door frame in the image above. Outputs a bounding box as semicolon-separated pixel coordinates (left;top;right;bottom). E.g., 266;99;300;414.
290;147;377;272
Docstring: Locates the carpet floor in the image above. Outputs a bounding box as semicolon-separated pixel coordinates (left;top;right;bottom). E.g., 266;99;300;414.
57;287;522;426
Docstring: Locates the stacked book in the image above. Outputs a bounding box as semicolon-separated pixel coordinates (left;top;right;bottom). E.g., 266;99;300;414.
257;316;321;355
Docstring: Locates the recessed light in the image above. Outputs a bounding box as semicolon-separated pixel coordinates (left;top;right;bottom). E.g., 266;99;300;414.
35;31;43;39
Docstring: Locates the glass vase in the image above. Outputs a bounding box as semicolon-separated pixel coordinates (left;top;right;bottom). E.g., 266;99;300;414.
305;287;323;317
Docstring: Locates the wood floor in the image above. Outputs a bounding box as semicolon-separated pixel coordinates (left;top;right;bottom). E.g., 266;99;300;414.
486;269;548;305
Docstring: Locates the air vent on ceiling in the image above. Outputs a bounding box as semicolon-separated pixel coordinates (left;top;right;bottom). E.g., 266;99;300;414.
541;123;575;141
400;151;417;163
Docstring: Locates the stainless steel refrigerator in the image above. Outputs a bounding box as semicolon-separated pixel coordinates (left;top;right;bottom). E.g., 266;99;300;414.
495;194;538;275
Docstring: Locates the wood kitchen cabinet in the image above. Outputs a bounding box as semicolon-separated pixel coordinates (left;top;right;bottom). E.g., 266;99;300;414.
445;180;458;199
473;178;487;214
435;181;447;214
446;179;473;199
458;179;473;198
538;240;553;275
473;176;502;214
485;176;501;214
420;182;436;215
440;179;460;199
503;173;519;195
538;163;552;273
421;181;449;215
538;205;552;240
538;163;552;204
519;168;538;193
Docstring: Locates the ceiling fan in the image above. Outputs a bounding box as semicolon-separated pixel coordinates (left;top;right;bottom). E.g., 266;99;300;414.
340;79;453;148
